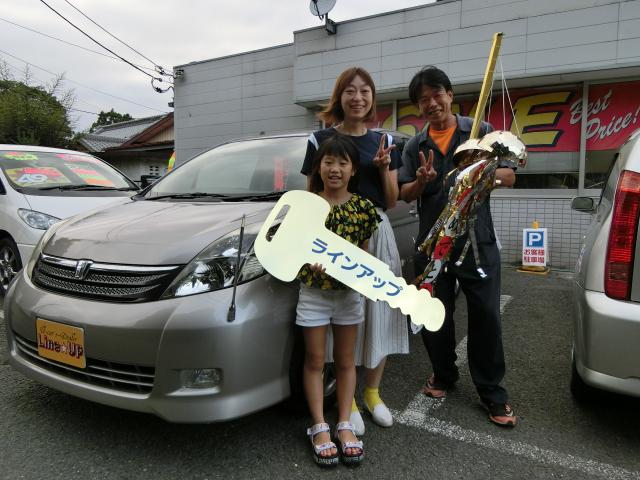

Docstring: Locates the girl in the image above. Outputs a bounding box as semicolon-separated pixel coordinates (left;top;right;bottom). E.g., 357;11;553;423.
301;67;408;434
297;133;380;467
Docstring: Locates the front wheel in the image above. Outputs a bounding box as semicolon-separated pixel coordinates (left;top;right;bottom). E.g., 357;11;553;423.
0;237;22;296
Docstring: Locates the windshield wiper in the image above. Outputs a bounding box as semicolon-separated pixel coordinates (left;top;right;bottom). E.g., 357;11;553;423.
226;191;287;201
38;185;137;191
144;192;230;201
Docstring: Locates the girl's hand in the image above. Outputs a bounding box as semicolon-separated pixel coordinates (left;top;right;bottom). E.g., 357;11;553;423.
309;263;326;275
373;134;396;170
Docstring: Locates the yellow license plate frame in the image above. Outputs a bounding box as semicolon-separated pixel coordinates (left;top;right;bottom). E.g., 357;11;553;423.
36;318;86;369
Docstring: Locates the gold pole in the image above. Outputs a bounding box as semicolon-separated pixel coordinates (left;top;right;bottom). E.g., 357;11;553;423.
470;32;503;139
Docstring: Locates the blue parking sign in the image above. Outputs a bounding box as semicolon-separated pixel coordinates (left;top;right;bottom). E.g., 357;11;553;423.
525;230;545;247
522;227;548;267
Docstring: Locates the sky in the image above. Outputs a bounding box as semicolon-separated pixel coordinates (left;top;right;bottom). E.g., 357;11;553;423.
1;0;435;132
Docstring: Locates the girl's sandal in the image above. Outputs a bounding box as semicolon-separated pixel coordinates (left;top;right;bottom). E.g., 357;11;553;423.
306;423;338;467
335;421;364;465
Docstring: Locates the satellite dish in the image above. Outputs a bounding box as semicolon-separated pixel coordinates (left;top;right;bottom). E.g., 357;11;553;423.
309;0;336;18
309;0;337;34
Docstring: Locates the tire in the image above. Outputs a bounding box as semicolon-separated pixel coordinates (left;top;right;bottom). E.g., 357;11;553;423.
570;351;595;403
0;237;22;296
288;325;338;412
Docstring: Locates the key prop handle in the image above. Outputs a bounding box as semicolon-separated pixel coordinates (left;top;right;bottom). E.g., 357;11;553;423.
254;190;444;331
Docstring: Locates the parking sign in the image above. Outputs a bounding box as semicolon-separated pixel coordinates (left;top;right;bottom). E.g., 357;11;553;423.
522;228;547;267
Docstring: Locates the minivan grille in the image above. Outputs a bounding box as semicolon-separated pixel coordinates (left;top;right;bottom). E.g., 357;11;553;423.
13;332;155;394
32;254;182;302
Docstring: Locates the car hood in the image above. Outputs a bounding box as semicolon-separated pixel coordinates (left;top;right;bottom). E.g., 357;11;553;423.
25;194;130;220
43;199;273;265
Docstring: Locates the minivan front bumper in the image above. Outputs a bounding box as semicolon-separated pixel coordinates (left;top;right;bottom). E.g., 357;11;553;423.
574;287;640;397
4;269;298;422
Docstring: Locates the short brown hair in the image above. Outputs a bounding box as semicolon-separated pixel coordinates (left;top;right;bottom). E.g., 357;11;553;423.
317;67;377;125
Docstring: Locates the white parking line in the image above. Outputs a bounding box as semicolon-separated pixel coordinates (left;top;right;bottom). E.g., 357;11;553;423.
390;407;638;480
389;295;639;479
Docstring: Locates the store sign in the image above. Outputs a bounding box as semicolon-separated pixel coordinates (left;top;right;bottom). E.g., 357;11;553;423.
522;228;548;267
394;80;640;152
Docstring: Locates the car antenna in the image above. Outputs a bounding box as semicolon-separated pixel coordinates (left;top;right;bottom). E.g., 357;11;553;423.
227;214;246;322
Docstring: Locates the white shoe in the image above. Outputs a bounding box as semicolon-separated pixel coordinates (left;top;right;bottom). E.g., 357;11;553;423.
365;400;393;427
349;409;365;436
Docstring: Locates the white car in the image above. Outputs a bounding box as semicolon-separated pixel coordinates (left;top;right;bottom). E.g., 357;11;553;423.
0;145;139;294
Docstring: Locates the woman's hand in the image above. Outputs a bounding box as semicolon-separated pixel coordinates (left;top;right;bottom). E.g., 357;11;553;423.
373;134;396;170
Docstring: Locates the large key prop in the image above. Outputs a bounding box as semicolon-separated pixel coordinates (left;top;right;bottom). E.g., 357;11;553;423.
254;190;446;332
415;131;527;294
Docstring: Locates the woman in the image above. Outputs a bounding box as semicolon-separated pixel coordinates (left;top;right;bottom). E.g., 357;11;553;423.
301;67;409;434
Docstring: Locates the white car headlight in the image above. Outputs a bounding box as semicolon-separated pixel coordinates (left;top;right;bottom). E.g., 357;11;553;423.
18;209;60;230
161;223;267;299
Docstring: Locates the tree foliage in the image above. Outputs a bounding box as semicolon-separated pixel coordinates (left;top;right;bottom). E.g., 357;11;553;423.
90;109;133;132
0;63;74;147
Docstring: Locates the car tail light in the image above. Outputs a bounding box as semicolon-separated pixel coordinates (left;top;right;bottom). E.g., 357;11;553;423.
605;170;640;300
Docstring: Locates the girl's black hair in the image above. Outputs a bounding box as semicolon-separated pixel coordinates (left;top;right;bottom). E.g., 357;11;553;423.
309;133;360;194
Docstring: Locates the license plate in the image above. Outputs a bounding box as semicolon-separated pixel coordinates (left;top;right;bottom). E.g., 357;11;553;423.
36;318;86;369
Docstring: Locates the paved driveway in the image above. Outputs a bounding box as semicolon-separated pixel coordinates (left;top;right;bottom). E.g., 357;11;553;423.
1;268;639;479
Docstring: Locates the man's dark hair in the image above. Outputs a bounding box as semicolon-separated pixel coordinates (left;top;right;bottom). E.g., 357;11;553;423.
310;133;360;193
408;66;453;105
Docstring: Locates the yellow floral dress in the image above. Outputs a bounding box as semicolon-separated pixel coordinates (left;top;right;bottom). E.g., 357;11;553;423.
297;193;381;290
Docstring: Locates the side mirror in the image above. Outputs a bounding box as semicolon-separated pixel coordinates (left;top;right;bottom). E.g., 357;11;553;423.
571;196;596;213
140;174;160;189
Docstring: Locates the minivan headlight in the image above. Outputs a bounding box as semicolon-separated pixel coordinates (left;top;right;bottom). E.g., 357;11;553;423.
18;209;60;230
26;219;69;278
161;223;266;298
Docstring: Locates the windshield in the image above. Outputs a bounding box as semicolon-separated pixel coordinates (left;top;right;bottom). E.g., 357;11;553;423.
146;137;308;198
0;150;136;192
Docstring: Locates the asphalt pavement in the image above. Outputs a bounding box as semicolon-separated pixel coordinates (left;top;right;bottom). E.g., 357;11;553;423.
1;267;639;480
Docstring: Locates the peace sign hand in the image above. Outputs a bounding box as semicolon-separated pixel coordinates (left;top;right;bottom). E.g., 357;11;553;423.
416;150;437;185
373;134;396;169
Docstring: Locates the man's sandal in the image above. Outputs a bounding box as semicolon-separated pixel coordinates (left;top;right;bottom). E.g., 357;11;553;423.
334;421;364;465
484;401;517;428
421;374;448;399
306;423;338;467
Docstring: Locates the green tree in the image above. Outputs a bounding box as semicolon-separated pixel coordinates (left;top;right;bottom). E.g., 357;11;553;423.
90;109;133;132
0;79;73;147
0;63;74;147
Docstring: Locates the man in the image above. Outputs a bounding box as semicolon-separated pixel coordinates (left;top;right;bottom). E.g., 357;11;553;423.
398;66;517;427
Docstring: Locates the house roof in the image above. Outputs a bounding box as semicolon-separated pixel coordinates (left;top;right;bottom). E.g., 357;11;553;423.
112;113;174;150
78;114;168;152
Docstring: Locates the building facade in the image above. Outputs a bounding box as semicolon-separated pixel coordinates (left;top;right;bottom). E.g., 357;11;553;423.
173;0;640;269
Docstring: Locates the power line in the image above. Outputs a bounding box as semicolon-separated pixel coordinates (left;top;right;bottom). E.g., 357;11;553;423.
69;107;99;115
0;16;157;73
61;0;164;73
38;0;173;89
0;48;169;113
3;58;127;114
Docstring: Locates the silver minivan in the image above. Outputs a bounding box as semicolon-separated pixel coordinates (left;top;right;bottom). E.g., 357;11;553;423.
571;129;640;400
4;133;416;422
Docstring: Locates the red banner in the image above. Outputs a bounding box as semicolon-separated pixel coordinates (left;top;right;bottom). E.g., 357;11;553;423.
394;80;640;152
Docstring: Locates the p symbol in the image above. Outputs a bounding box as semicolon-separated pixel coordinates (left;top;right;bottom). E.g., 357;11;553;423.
527;231;544;247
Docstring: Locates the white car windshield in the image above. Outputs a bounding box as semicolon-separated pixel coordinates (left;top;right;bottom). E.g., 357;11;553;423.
0;150;136;191
146;137;308;198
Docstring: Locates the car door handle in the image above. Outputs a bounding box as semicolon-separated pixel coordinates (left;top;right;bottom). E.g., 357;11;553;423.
409;208;418;217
